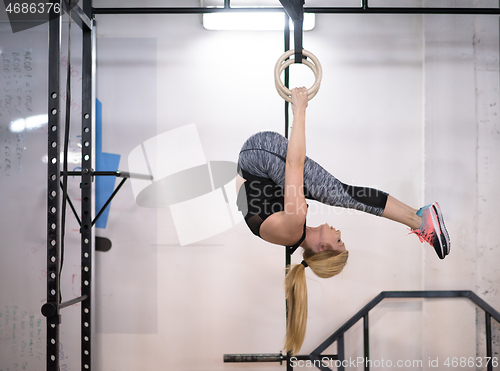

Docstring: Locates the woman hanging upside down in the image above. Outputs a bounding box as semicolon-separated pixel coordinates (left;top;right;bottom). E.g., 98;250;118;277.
235;87;451;355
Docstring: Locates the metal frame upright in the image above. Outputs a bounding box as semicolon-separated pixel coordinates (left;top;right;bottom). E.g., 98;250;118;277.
44;1;94;370
80;0;94;368
46;10;62;369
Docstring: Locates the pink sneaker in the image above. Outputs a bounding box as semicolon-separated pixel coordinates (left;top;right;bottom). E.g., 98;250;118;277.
410;202;450;259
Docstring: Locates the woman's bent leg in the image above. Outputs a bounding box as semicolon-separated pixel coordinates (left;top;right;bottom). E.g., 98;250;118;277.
237;132;390;217
237;131;288;180
382;195;422;229
304;163;423;229
301;157;388;217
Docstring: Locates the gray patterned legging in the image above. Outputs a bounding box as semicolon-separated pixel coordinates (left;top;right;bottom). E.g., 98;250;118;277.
237;131;388;216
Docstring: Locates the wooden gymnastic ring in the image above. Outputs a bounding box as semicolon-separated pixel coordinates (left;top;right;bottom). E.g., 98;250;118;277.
274;49;322;103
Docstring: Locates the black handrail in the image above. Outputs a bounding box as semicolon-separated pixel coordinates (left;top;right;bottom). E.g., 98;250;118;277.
311;291;500;371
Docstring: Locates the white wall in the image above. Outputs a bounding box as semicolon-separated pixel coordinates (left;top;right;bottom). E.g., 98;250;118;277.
423;1;500;368
1;0;498;370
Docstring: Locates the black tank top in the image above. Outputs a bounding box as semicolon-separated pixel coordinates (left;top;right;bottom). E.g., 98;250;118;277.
237;168;306;248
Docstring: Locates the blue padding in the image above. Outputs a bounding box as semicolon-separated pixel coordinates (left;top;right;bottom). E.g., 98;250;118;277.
95;99;121;229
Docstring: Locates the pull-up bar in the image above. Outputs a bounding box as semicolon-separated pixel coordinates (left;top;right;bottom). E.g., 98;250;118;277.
92;6;500;15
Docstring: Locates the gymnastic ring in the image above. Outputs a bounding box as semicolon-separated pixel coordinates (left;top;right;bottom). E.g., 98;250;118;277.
274;49;323;103
277;58;320;101
274;50;322;102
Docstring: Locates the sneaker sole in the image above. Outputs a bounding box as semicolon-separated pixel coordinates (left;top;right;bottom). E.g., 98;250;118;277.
432;202;450;256
426;205;445;259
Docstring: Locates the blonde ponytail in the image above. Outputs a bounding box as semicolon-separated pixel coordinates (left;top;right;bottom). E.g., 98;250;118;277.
284;249;349;355
284;263;308;355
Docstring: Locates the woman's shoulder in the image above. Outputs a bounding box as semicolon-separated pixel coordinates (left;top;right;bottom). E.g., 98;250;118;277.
259;211;306;247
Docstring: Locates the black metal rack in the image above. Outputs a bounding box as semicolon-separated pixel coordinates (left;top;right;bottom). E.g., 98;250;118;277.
43;1;93;371
43;1;500;370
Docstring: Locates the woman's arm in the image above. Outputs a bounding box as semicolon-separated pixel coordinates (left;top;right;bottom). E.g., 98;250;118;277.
287;87;308;166
260;88;309;245
284;87;309;224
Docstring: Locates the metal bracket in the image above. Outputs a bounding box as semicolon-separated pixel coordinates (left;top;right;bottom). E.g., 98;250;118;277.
61;170;151;228
279;0;305;63
62;0;93;30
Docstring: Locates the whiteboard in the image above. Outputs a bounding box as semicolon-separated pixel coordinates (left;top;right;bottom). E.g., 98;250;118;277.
0;19;84;371
0;22;161;371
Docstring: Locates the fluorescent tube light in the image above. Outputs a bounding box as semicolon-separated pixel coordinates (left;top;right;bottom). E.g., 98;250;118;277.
203;12;315;31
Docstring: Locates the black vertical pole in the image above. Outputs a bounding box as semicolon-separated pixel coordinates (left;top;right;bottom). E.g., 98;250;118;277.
81;0;93;369
486;312;492;371
363;314;369;371
284;13;290;139
47;10;62;371
284;11;293;371
337;335;345;371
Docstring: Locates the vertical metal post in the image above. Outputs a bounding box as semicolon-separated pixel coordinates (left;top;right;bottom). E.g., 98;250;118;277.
284;11;293;371
285;244;293;371
81;0;93;369
486;312;492;371
47;11;62;371
286;352;293;371
337;335;345;371
284;13;290;139
363;314;369;371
